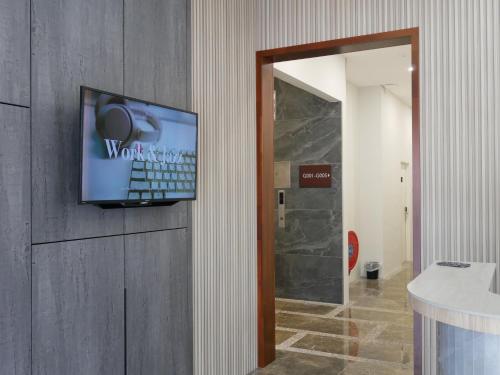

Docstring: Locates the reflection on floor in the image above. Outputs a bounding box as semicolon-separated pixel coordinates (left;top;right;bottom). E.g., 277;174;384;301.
255;262;414;375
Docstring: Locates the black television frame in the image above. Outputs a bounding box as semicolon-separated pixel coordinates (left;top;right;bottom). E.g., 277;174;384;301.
79;86;199;208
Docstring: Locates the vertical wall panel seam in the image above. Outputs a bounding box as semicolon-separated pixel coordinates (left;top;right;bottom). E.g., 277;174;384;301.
29;0;33;372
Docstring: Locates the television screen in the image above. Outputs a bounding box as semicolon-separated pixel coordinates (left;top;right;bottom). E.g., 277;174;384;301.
79;87;198;205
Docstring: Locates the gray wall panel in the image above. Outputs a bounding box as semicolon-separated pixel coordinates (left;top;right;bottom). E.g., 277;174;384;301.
32;237;125;375
0;0;30;106
31;0;124;243
124;0;188;108
1;0;192;373
124;202;188;233
274;78;343;303
185;202;193;374
123;0;190;233
125;229;191;375
0;104;30;375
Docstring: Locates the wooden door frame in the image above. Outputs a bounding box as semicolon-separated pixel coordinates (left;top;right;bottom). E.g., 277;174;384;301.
256;28;421;373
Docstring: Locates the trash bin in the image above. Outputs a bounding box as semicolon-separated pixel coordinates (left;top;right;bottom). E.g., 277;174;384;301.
365;261;381;280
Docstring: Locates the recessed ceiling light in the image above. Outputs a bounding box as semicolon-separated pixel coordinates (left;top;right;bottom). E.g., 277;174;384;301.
408;65;415;72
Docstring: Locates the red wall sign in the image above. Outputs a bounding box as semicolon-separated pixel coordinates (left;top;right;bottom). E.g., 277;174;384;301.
299;164;332;188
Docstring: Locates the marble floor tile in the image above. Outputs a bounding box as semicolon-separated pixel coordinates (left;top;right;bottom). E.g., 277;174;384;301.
253;350;348;375
276;312;376;338
377;324;414;345
395;314;414;327
336;307;412;326
354;281;385;292
380;288;410;301
382;280;411;290
339;361;413;375
349;286;383;298
276;299;337;315
276;329;298;345
267;261;415;374
351;295;412;313
292;334;413;365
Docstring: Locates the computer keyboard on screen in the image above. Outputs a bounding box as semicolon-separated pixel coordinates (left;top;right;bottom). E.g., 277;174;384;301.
127;150;196;200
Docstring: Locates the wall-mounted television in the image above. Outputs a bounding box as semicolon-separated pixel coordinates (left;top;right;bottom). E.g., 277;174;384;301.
79;86;198;207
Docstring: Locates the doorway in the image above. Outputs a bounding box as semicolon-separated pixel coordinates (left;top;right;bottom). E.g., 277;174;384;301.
256;28;421;374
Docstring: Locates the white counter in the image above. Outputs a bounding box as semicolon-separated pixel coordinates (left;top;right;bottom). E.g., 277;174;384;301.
407;262;500;334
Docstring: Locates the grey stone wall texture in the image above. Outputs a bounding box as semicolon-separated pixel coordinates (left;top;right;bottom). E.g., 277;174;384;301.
274;78;343;304
0;0;192;373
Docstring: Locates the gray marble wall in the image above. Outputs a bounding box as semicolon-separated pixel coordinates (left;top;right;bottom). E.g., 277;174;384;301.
274;78;343;304
0;1;192;374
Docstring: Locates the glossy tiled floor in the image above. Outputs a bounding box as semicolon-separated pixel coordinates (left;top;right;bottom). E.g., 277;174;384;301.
255;263;414;375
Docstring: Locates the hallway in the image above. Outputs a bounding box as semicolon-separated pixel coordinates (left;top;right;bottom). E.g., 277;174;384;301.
256;263;414;375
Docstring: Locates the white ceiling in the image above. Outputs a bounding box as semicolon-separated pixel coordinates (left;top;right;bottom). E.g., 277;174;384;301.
344;45;412;106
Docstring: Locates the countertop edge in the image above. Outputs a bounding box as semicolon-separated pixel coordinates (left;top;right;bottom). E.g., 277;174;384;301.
407;262;500;334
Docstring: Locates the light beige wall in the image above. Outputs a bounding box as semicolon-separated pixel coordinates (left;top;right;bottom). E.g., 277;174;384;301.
381;88;413;278
345;82;361;282
192;1;500;374
349;84;412;280
191;1;257;374
274;55;347;102
357;86;385;273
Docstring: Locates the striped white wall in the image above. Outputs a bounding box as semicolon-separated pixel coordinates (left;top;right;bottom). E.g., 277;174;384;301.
254;2;500;374
191;1;257;375
192;1;500;374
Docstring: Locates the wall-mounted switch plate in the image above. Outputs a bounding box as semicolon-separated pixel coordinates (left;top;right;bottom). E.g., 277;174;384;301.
278;190;285;228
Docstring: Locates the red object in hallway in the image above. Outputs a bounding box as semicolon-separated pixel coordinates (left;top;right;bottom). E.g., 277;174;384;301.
348;231;359;274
